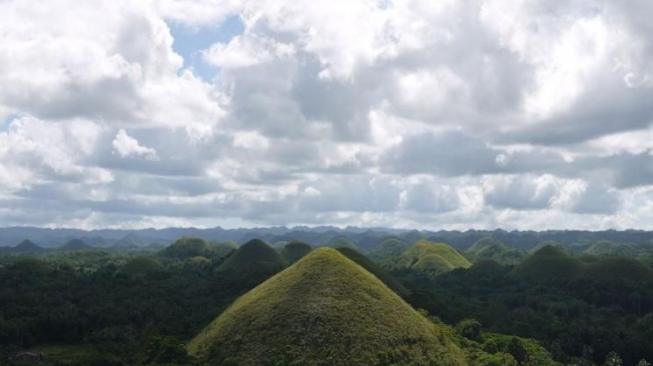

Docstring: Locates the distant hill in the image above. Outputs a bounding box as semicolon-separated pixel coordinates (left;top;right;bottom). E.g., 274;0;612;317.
279;240;312;264
59;239;94;251
159;237;234;260
335;247;410;297
188;248;466;365
466;237;525;265
368;236;408;265
326;236;359;251
10;240;45;253
514;245;582;283
581;256;653;285
398;240;471;275
217;239;286;274
528;240;564;254
583;240;637;257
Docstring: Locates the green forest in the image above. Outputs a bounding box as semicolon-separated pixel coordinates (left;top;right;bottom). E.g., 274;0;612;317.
2;235;653;365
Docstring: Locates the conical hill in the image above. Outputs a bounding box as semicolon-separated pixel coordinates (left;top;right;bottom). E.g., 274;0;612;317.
188;247;466;366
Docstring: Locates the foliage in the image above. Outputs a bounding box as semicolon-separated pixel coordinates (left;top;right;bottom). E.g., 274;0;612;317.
455;319;482;342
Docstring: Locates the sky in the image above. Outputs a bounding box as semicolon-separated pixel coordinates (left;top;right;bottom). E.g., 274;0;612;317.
1;0;653;230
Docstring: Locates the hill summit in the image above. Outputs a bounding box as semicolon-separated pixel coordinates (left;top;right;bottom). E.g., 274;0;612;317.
217;239;286;274
12;239;44;253
188;247;466;366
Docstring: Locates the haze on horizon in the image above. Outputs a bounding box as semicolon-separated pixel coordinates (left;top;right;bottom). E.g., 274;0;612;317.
1;0;653;231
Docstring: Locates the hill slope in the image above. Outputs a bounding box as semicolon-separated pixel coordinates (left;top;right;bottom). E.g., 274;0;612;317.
188;247;467;366
399;240;471;275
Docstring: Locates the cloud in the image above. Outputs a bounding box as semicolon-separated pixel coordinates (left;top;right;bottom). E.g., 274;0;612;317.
112;129;158;160
1;0;653;230
0;0;224;138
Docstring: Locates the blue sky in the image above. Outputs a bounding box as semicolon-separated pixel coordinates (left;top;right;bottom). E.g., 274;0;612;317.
169;15;244;81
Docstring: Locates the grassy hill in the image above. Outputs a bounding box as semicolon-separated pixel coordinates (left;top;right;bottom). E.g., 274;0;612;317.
280;240;313;264
399;240;471;275
188;247;467;366
217;239;286;274
466;237;525;265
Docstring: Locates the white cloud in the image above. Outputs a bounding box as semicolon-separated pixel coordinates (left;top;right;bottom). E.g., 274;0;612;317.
112;129;158;160
1;0;653;229
203;35;295;69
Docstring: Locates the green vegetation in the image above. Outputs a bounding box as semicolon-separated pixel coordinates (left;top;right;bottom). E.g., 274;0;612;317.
398;240;471;275
368;236;409;266
188;248;466;366
279;240;313;264
3;232;653;366
400;247;653;365
335;246;410;297
466;237;525;265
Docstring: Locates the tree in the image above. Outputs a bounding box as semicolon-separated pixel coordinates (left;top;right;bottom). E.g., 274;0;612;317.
455;319;482;341
604;351;623;366
507;337;528;364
